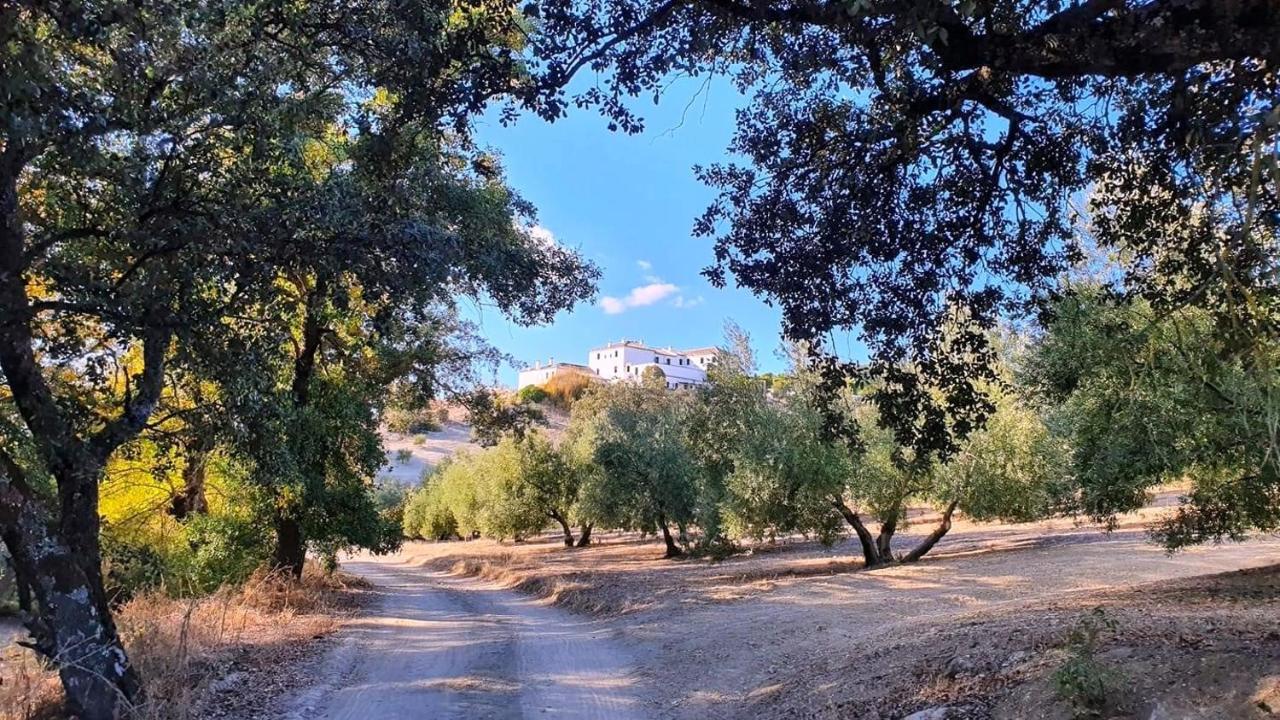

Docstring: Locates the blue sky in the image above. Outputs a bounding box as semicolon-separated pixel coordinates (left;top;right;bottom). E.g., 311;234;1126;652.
467;76;796;386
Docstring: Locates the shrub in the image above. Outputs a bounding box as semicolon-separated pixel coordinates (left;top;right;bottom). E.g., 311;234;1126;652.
1053;608;1121;718
544;372;594;408
403;481;461;541
101;529;170;603
179;513;274;594
518;384;549;404
384;407;441;435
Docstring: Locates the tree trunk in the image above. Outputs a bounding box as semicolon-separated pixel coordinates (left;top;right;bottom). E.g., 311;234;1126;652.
1;528;31;612
1;151;157;716
658;517;682;558
875;508;899;564
0;453;143;720
831;496;884;567
575;524;593;547
170;438;211;520
549;510;575;547
902;500;960;563
270;277;329;577
273;512;306;579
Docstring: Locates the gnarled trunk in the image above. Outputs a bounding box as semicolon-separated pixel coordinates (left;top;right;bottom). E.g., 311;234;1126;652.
831;496;886;567
658;516;682;558
874;507;900;564
575;523;593;547
549;510;575;547
1;454;142;720
2;143;161;718
272;512;306;579
902;500;960;563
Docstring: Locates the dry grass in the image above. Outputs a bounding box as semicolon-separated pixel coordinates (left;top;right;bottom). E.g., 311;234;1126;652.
0;563;366;720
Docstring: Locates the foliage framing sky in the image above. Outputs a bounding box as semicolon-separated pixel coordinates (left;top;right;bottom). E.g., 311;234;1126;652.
467;76;806;386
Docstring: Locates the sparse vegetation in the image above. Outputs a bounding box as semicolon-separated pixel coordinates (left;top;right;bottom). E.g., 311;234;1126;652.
0;564;364;720
1053;608;1122;718
543;372;596;409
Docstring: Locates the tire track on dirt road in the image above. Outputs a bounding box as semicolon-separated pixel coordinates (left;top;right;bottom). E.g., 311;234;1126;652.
288;558;647;720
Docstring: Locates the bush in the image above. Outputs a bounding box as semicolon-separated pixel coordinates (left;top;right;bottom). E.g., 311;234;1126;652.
102;530;170;603
544;372;594;408
404;481;460;541
1053;608;1121;718
434;404;452;426
179;513;274;594
384;407;441;435
518;384;549;404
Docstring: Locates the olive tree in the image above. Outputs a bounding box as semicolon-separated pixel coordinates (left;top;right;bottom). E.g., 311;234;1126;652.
524;0;1279;462
1023;288;1280;549
568;376;698;558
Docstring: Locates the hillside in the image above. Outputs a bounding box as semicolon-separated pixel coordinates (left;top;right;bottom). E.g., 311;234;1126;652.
377;405;571;486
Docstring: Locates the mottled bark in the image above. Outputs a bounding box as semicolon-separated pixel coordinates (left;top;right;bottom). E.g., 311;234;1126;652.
0;452;142;720
0;152;150;717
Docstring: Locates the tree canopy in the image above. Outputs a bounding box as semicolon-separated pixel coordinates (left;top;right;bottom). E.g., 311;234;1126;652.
1;1;597;715
526;0;1279;455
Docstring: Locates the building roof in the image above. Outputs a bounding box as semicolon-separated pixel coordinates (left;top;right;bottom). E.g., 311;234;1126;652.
519;361;594;372
681;346;720;355
590;340;682;356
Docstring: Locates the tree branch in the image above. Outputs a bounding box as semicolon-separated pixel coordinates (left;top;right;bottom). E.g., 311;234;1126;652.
90;326;172;461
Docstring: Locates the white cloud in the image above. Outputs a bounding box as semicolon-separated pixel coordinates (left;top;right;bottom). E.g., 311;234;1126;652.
637;259;653;271
672;295;705;309
526;224;558;249
600;282;680;315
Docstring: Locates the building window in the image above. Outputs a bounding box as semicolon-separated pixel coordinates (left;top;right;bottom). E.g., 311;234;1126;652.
665;358;670;365
654;355;659;363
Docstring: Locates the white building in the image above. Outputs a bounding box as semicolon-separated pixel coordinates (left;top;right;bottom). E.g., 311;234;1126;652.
516;361;597;391
587;340;709;389
683;346;719;371
517;340;720;390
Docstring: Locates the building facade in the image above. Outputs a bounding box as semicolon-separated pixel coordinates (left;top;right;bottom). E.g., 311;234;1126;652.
515;361;597;391
517;340;719;390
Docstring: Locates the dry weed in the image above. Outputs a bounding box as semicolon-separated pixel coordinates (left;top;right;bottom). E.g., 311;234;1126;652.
0;562;360;720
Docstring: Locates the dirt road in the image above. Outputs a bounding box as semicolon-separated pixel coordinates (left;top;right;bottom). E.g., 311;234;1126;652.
297;522;1280;719
287;557;647;720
